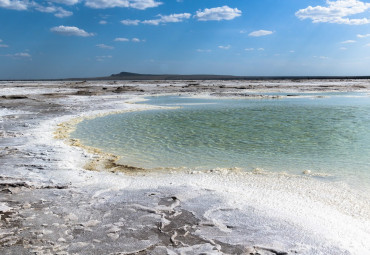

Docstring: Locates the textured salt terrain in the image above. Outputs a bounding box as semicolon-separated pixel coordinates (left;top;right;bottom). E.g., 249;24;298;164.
1;80;370;255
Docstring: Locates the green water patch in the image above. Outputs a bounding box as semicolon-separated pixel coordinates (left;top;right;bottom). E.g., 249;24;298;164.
71;94;370;188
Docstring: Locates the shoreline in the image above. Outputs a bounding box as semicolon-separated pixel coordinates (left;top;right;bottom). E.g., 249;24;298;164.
54;102;182;174
1;80;370;254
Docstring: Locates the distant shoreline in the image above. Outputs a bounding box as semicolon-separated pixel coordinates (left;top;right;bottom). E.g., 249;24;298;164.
2;73;370;82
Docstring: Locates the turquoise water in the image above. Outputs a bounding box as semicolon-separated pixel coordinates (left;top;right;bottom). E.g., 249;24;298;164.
72;93;370;189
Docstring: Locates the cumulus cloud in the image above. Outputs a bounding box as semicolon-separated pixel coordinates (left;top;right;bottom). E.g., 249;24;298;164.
50;26;95;37
249;30;274;37
54;7;73;17
96;43;114;49
0;0;73;17
35;4;73;17
49;0;79;5
114;37;129;42
296;0;370;25
132;38;142;42
218;45;231;50
142;13;191;25
121;19;140;25
357;33;370;37
0;0;28;10
85;0;162;9
194;6;242;21
99;20;107;24
129;0;161;9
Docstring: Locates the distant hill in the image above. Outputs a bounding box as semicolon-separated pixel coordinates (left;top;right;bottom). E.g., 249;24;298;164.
106;72;237;80
111;72;145;77
87;72;370;81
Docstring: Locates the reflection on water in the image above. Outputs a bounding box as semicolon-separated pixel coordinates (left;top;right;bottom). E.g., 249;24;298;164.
72;93;370;189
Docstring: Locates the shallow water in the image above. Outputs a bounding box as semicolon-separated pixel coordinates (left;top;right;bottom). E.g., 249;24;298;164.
72;93;370;190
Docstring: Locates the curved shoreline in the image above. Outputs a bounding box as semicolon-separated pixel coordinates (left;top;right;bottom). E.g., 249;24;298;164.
54;102;181;174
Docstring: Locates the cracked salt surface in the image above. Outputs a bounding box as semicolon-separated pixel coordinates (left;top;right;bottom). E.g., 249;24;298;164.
1;80;370;254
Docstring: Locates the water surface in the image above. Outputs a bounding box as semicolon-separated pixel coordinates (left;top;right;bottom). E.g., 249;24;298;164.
72;93;370;189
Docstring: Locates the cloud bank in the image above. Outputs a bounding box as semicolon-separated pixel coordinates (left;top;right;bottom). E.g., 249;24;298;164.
296;0;370;25
194;6;242;21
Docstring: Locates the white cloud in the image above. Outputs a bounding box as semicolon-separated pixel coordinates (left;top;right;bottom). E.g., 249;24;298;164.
365;43;370;46
218;45;231;50
296;0;370;25
121;19;140;25
49;0;79;5
194;6;242;21
142;13;191;25
0;0;28;10
96;55;112;61
96;43;114;49
4;52;31;58
85;0;162;9
249;30;274;37
341;39;356;43
114;37;129;42
357;33;370;38
114;37;143;42
340;47;347;50
50;26;95;37
197;49;212;53
34;4;57;13
54;7;73;17
14;52;31;57
257;48;265;51
245;48;254;51
99;20;107;24
129;0;162;9
290;50;295;53
0;1;72;17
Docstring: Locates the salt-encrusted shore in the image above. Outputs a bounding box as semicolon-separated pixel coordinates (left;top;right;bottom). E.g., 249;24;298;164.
1;80;370;255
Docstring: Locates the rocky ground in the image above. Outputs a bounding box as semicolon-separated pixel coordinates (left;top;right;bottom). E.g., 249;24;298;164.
1;80;370;255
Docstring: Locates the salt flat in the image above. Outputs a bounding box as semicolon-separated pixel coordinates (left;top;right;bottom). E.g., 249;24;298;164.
1;80;370;255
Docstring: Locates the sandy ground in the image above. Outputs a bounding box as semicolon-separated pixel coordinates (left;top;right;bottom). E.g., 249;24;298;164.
1;79;370;255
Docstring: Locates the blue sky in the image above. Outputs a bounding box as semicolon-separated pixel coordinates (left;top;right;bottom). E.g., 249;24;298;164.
1;0;370;79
